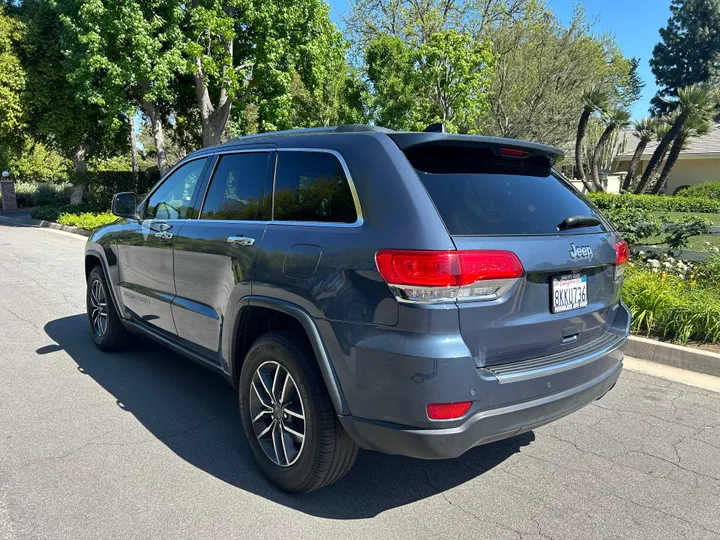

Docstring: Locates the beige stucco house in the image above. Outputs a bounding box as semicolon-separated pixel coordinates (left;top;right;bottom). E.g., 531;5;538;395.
613;124;720;194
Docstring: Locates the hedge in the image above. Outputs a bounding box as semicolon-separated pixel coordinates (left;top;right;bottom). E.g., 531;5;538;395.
30;204;102;223
675;182;720;200
587;192;720;213
56;211;117;229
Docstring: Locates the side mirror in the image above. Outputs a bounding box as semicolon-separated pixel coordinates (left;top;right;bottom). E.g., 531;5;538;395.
111;192;138;219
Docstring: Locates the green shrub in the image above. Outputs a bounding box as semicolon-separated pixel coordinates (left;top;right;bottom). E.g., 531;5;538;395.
13;182;37;208
675;182;720;200
56;211;117;229
588;192;720;213
81;170;161;208
623;267;720;343
33;183;57;206
30;203;101;222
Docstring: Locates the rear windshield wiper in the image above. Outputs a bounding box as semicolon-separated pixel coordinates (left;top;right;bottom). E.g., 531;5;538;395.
557;215;602;231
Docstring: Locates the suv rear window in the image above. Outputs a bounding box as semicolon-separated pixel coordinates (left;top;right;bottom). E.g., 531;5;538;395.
407;146;608;236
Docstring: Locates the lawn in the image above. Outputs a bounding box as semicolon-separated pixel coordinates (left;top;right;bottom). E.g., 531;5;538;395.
653;211;720;225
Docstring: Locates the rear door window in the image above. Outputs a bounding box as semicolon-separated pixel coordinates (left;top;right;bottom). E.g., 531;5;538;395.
200;152;270;221
273;151;357;224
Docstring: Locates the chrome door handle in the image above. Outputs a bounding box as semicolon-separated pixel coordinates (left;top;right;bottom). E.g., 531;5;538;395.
227;236;255;247
155;231;174;241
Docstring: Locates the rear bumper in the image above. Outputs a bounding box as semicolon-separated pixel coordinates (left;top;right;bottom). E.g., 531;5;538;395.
339;357;622;459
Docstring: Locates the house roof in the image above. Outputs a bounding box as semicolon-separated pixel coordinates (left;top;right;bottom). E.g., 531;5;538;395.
616;123;720;160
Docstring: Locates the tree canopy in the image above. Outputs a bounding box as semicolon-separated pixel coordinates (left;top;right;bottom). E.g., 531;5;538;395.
650;0;720;113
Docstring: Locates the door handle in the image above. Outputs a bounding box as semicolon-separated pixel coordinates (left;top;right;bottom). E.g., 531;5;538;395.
227;236;255;247
155;231;174;241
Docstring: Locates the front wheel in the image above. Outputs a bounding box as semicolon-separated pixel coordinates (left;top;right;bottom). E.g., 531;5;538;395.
86;266;132;351
239;332;358;492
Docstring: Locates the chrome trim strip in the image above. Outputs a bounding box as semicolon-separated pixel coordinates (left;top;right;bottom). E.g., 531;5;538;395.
488;334;626;384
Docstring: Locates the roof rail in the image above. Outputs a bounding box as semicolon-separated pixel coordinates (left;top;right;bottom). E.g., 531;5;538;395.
225;124;392;144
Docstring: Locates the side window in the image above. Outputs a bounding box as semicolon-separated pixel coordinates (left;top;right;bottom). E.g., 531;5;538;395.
145;158;207;220
200;153;269;221
273;151;357;223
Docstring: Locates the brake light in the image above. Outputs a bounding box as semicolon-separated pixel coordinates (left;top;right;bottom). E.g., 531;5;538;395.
375;250;524;303
427;401;472;420
500;147;529;158
614;240;630;281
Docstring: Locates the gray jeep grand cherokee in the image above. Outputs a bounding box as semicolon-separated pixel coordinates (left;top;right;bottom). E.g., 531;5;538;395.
84;125;630;492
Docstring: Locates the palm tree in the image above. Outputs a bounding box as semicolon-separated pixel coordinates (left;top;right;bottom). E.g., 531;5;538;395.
575;86;610;190
621;117;655;191
634;84;716;194
650;117;712;195
591;108;631;190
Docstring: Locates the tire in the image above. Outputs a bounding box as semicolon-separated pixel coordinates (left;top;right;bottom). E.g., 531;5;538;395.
239;332;358;493
86;265;132;351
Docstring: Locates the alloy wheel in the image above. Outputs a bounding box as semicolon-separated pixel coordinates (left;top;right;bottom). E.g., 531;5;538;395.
89;278;108;337
249;360;306;467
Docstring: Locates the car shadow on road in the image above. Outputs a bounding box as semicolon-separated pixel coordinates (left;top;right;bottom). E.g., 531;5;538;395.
42;314;534;520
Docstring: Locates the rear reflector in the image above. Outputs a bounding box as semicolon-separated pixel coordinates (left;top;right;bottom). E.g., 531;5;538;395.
427;401;472;420
375;250;524;287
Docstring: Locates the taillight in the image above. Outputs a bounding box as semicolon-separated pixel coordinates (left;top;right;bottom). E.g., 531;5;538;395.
614;240;630;281
375;249;524;303
427;401;472;420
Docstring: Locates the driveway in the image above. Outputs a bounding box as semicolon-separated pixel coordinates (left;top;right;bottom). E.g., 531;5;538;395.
1;220;720;540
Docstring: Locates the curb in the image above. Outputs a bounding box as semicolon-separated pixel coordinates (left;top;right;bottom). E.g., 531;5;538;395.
626;335;720;378
0;214;91;237
37;220;92;237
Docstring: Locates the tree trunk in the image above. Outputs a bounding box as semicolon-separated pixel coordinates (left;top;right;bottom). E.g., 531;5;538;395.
591;125;614;191
621;140;648;191
70;143;89;204
650;134;685;195
129;113;139;176
194;55;233;147
575;107;591;181
141;99;169;176
634;114;687;194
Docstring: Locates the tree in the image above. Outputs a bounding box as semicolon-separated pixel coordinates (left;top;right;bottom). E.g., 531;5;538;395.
635;84;717;193
0;4;25;144
621;57;646;108
591;107;631;190
54;0;186;175
575;86;609;189
364;31;495;132
15;0;123;203
185;0;344;146
650;0;720;113
650;115;713;195
621;117;655;191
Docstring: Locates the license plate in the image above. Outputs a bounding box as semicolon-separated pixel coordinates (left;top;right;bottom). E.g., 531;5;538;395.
552;274;587;313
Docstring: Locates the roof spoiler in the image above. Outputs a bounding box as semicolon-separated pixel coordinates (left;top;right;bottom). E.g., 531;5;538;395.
388;133;564;166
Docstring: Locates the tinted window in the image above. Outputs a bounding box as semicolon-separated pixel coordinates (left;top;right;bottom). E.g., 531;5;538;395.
273;152;357;223
145;158;207;220
418;171;609;236
201;153;269;221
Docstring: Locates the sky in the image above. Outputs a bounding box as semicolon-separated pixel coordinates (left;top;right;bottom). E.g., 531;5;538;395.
326;0;673;120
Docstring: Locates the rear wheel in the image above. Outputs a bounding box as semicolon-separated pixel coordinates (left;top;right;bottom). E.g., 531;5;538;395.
86;265;131;351
239;332;358;492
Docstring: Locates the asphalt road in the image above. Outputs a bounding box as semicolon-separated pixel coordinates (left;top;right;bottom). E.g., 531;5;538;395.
2;218;720;540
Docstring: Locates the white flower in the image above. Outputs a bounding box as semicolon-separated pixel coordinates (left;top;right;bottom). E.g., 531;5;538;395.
663;262;672;268
649;259;660;268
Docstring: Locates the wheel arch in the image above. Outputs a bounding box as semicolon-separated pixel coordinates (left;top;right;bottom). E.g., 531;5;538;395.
228;297;349;416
